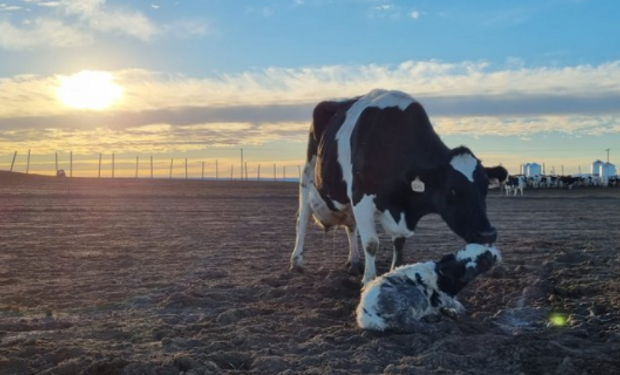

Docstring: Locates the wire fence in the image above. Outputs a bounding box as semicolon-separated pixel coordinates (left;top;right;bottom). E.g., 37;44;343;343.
1;150;305;181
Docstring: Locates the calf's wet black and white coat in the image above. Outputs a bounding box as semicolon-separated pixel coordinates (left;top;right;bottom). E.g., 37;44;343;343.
356;244;501;333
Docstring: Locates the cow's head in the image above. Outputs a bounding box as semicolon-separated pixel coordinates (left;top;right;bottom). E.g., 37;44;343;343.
417;146;497;244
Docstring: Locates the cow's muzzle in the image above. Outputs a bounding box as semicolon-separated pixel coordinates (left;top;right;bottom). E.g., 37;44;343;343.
474;228;497;244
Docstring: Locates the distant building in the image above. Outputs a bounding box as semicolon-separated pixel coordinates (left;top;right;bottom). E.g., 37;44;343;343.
599;162;616;179
521;163;530;175
527;163;541;177
591;160;604;176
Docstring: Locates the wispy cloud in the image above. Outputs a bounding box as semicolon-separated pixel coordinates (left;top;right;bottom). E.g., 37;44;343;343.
365;0;421;20
0;0;207;50
0;17;93;49
2;60;620;153
61;0;158;41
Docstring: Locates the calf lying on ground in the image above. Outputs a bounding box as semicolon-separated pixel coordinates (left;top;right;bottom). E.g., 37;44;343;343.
356;244;501;333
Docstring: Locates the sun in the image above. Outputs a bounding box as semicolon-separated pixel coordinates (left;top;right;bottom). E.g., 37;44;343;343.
56;70;123;110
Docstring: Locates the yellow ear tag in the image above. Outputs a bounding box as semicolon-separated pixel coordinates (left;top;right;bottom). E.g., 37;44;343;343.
411;176;425;193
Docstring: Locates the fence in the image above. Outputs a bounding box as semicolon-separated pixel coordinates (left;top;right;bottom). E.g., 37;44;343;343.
2;150;305;181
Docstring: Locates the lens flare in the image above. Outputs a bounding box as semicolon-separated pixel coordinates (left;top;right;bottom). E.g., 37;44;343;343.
549;313;568;327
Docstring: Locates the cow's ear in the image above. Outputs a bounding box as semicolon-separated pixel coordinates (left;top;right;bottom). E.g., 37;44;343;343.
483;165;508;181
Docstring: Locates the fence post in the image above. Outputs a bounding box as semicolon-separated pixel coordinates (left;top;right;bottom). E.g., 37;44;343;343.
26;150;31;174
98;153;102;178
273;163;276;181
169;159;174;179
10;151;17;172
257;164;261;181
240;149;244;181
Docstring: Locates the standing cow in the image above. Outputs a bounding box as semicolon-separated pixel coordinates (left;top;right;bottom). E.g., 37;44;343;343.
291;89;497;285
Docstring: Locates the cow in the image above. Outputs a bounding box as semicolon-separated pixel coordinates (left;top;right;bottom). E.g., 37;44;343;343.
505;175;526;196
290;89;498;285
484;165;509;195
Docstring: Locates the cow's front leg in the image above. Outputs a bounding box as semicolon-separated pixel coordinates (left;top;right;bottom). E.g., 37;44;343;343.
391;236;406;271
352;195;379;286
290;162;314;272
345;225;363;275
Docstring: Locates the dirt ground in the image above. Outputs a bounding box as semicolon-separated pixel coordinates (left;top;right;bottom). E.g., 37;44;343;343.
0;171;619;375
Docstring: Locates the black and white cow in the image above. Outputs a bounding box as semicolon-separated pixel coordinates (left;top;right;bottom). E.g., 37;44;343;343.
290;89;498;285
505;175;526;196
484;165;509;195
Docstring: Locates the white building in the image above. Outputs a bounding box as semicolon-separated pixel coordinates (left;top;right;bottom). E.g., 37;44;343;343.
599;162;616;179
527;163;541;177
591;160;604;176
521;163;530;175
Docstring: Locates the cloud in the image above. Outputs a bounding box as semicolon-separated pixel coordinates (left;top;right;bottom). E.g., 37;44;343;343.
2;60;620;153
0;0;207;50
0;4;23;11
61;0;158;41
0;17;93;49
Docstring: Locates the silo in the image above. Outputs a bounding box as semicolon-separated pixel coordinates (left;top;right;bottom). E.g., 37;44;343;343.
591;160;604;176
521;163;530;175
600;162;616;179
527;163;541;176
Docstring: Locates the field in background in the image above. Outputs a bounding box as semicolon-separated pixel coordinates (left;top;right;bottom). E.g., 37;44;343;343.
0;172;619;374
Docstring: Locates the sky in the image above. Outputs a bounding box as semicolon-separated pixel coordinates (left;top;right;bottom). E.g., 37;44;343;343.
1;0;619;178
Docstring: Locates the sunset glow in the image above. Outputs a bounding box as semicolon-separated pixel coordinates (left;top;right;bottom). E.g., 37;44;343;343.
56;71;123;110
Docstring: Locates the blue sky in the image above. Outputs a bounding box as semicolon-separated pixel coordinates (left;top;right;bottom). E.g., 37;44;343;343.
1;0;619;177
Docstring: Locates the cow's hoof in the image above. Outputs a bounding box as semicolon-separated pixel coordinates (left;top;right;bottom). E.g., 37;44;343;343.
440;307;464;320
345;262;364;276
290;265;304;273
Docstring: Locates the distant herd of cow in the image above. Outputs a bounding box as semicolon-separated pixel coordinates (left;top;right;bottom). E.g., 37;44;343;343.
497;173;620;196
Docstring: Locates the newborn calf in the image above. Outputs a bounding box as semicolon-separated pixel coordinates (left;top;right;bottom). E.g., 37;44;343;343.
357;244;501;333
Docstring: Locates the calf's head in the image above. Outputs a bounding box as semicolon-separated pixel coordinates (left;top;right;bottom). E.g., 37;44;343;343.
436;244;501;296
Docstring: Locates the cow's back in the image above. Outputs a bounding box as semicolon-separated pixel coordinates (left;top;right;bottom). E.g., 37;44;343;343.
310;89;447;207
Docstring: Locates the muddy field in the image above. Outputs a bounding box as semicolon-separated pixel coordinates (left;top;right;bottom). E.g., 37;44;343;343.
0;171;619;375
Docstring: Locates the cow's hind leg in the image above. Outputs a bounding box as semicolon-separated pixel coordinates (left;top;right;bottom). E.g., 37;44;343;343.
353;195;380;286
290;162;314;272
391;236;406;271
345;225;363;275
